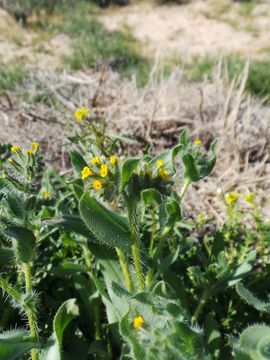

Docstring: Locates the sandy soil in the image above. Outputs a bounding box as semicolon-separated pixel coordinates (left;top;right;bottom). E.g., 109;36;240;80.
0;9;71;68
100;0;270;60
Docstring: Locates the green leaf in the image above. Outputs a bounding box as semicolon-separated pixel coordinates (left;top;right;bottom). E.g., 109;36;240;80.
70;150;88;177
79;192;132;250
182;153;199;181
53;262;89;277
0;329;38;360
211;231;225;258
236;282;270;313
227;250;256;287
179;130;189;148
5;195;25;220
205;313;221;354
5;226;36;262
0;247;15;266
40;299;79;360
45;215;117;260
141;189;162;205
121;158;140;191
182;140;217;182
239;325;270;359
73;181;84;200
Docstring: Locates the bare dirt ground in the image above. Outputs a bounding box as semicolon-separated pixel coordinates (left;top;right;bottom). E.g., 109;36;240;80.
100;0;270;60
0;9;71;68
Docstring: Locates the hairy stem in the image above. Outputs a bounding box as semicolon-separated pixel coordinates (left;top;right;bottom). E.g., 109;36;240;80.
81;244;102;340
22;262;39;360
145;226;171;287
116;247;134;292
124;191;145;291
192;289;209;322
179;178;191;202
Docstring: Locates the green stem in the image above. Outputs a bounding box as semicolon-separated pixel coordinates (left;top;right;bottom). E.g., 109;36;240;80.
179;178;191;202
125;193;145;291
81;244;101;341
22;262;39;360
82;243;92;269
192;289;209;322
115;247;134;292
131;242;145;291
145;226;171;287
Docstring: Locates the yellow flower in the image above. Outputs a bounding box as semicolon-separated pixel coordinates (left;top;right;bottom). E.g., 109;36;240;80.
197;213;206;224
244;192;255;203
156;159;164;168
225;192;239;205
159;168;170;180
31;142;39;151
91;156;101;166
110;155;117;166
81;166;93;180
194;139;202;145
100;164;108;178
93;180;102;190
25;149;34;155
11;145;20;153
74;107;89;122
43;191;51;200
133;315;145;329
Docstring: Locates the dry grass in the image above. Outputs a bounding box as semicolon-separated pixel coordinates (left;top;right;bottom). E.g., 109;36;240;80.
1;62;270;223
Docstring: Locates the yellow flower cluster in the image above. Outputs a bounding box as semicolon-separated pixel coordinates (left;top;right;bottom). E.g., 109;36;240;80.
43;191;51;200
25;149;34;155
194;139;202;145
81;155;117;190
244;192;255;203
225;192;239;205
11;142;39;156
133;315;145;329
156;159;170;180
110;155;116;166
158;168;169;180
31;142;39;152
93;180;102;190
197;213;207;224
74;107;89;122
156;159;164;168
81;166;93;180
11;145;20;153
100;164;108;178
92;156;101;166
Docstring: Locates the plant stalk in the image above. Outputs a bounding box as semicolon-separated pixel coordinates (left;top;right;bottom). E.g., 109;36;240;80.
192;289;209;322
116;247;134;292
81;244;102;341
180;178;191;202
22;262;39;360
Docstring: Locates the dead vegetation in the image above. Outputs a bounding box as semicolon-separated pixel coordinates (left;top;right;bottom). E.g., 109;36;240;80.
1;61;270;223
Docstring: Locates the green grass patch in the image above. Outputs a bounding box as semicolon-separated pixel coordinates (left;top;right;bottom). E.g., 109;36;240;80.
184;56;270;100
0;62;25;91
58;3;151;86
238;0;260;17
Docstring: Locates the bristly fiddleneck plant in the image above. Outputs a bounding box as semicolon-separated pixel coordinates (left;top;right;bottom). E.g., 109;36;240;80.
0;143;78;360
67;129;217;358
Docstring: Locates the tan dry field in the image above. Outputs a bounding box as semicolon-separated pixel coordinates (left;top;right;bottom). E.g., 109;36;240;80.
1;1;270;223
100;0;270;60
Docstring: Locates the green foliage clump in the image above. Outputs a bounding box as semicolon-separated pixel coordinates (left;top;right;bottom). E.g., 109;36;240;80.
62;16;150;85
0;62;24;91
